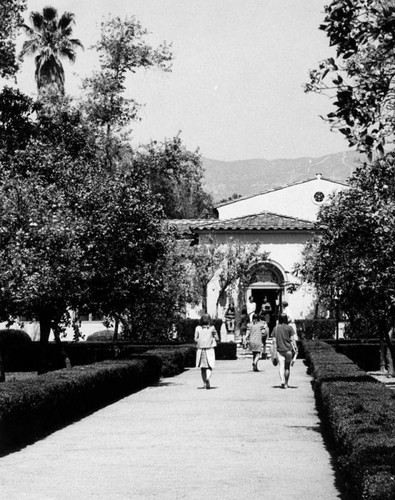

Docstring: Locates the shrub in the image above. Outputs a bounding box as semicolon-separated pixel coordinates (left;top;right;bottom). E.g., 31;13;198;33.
295;319;335;340
0;357;161;456
303;340;395;500
145;347;195;377
85;329;114;342
176;318;223;343
0;329;32;345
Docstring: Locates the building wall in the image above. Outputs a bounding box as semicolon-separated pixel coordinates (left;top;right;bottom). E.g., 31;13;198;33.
201;231;315;321
217;177;347;221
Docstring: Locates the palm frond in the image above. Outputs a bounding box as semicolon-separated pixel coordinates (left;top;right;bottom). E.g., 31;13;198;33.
21;39;39;57
69;38;84;50
29;11;44;31
59;47;77;63
58;12;75;31
42;6;58;22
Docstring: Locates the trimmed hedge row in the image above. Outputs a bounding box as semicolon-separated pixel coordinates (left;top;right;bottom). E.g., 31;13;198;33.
295;319;335;340
304;340;395;500
119;346;196;377
0;357;161;456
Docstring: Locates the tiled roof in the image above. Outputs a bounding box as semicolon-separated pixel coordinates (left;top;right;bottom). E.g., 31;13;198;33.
165;219;211;236
190;212;315;232
215;176;348;208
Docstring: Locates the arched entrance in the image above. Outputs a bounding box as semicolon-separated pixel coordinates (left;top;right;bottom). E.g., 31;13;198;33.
247;261;286;332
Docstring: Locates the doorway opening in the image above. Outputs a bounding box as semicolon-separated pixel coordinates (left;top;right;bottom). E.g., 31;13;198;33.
250;288;281;332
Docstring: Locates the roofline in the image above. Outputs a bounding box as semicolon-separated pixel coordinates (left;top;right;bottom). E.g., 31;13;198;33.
215;176;349;208
189;210;318;232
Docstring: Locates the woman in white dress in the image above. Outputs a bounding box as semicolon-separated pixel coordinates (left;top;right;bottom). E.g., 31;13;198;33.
194;313;219;389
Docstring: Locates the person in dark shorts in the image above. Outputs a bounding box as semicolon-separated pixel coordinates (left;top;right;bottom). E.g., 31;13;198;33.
272;313;297;388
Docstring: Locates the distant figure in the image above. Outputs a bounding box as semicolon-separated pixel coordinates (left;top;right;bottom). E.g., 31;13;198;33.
282;300;298;340
259;296;272;325
224;301;236;334
238;306;249;349
194;313;219;389
246;313;269;372
272;313;298;388
247;295;256;322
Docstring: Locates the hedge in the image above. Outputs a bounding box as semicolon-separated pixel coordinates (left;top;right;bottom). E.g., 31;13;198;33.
304;340;395;500
0;356;162;456
295;319;335;340
176;318;223;343
119;346;196;377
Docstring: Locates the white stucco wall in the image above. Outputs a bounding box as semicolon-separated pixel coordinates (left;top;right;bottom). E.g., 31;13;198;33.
202;231;315;320
217;177;347;221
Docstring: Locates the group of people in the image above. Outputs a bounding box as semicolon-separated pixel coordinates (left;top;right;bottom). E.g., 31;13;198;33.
194;297;298;389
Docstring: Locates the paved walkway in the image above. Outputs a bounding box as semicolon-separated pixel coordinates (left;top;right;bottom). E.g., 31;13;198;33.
0;352;341;500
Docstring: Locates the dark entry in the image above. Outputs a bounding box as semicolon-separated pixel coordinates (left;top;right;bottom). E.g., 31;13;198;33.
251;289;280;332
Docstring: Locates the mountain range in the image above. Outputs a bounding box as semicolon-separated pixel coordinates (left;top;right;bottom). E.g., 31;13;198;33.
201;150;365;202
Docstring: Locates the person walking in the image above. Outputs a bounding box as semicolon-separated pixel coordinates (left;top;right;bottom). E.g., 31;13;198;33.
238;306;249;349
246;313;269;372
282;300;298;340
272;313;297;388
247;295;256;322
224;301;236;335
194;313;219;389
259;295;272;325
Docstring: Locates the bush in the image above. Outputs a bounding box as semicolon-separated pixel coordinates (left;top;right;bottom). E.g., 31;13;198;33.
176;318;223;343
0;329;32;345
85;329;114;342
303;340;395;500
145;346;195;377
295;319;335;340
0;357;161;456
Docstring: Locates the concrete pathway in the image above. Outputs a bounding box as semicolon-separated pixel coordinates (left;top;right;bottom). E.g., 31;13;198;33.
0;352;341;500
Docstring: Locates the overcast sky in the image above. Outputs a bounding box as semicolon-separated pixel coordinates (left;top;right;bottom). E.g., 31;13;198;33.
15;0;349;161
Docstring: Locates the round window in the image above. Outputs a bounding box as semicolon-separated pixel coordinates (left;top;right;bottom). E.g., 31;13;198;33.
313;191;325;204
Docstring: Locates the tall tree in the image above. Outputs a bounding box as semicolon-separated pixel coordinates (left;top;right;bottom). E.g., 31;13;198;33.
81;16;172;167
133;135;214;218
20;6;83;98
296;152;395;362
305;0;395;157
0;0;26;79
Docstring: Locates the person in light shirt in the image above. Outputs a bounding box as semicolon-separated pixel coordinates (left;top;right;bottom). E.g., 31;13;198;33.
246;295;256;322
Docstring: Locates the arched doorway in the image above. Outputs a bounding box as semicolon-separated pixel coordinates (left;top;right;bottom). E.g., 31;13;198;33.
247;261;286;332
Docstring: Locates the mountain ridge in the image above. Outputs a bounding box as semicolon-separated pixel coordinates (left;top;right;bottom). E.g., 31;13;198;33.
202;150;364;202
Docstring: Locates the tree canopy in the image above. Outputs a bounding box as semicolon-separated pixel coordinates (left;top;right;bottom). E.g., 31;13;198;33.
296;152;395;335
0;0;26;79
306;0;395;157
21;6;83;97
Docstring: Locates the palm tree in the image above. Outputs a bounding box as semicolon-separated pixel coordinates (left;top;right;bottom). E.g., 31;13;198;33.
21;6;83;97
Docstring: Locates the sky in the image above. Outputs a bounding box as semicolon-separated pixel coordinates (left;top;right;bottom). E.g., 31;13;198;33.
13;0;349;161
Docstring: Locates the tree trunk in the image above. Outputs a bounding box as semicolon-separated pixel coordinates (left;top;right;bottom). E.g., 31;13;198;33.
0;350;5;382
202;284;208;313
38;315;52;374
379;332;387;373
113;318;119;342
384;330;395;376
53;328;72;369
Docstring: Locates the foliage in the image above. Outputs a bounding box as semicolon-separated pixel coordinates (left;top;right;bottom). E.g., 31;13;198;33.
0;87;37;156
0;0;26;79
304;340;395;500
0;329;31;345
85;330;114;342
179;236;266;314
296;152;395;336
21;6;83;97
295;319;335;340
218;193;242;204
306;0;395;157
132;135;214;218
81;16;172;151
0;358;161;454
